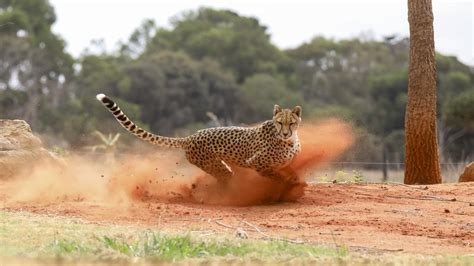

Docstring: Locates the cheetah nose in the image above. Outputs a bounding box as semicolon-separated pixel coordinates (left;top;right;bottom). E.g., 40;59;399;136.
283;132;290;137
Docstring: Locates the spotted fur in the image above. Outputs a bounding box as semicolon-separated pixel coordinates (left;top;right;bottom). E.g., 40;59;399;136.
96;93;302;182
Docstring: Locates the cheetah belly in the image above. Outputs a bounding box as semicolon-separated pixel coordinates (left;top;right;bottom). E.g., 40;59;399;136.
215;139;256;167
191;127;256;166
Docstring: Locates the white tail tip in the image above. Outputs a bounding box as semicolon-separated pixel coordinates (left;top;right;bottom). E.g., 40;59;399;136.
96;93;106;101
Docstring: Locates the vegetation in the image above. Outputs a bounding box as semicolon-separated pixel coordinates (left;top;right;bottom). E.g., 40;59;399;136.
0;211;347;263
1;1;473;164
2;211;473;264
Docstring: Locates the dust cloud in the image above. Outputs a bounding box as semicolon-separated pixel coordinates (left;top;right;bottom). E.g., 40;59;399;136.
3;118;353;207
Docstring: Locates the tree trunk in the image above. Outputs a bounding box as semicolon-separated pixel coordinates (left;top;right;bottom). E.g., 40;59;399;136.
404;0;442;184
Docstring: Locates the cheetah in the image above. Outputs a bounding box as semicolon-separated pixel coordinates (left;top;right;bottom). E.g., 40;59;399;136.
96;93;302;183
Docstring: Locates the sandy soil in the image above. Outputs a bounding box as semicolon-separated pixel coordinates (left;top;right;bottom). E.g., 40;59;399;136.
2;182;473;255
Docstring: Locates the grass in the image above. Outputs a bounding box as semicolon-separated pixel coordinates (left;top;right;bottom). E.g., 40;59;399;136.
0;210;346;264
1;210;473;265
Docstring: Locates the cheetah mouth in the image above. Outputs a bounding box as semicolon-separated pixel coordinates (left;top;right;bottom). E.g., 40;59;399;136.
280;135;294;142
276;131;293;141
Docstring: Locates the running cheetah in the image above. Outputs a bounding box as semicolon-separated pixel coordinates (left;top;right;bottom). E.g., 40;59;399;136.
96;94;302;183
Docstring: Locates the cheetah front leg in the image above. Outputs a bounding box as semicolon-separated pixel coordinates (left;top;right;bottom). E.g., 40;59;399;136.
247;151;295;183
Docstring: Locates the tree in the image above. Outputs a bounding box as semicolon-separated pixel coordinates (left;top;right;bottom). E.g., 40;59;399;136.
119;19;157;58
368;71;408;180
123;51;243;134
148;8;285;83
440;89;474;161
241;74;304;122
287;36;409;105
67;54;137;145
0;0;73;130
404;0;442;184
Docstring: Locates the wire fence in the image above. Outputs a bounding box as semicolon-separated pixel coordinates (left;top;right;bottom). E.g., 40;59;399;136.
62;150;469;183
66;150;471;166
325;161;468;166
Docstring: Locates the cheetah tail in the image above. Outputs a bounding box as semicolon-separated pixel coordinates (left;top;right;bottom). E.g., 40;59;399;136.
96;93;187;148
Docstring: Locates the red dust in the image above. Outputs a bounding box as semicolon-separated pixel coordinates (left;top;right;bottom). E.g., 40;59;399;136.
1;118;353;207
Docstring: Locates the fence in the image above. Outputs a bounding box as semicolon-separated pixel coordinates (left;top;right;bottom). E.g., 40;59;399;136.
314;161;468;183
66;150;469;183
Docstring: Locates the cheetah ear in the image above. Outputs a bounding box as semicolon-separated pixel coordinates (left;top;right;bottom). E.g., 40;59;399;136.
273;104;282;116
292;106;302;117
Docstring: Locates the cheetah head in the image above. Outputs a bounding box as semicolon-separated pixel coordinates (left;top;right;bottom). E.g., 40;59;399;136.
273;104;302;141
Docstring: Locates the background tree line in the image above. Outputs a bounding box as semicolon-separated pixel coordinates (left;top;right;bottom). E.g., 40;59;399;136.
1;1;473;163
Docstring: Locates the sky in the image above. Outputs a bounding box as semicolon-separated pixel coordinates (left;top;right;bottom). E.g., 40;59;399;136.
49;0;474;66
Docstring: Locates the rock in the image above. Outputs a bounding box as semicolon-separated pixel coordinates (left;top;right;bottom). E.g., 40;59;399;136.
0;119;61;180
0;138;15;151
459;162;474;183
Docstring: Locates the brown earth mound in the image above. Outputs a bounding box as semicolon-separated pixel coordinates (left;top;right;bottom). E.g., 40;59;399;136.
0;119;61;180
459;162;474;182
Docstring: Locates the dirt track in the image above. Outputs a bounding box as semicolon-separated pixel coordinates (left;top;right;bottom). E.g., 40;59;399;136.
2;182;473;255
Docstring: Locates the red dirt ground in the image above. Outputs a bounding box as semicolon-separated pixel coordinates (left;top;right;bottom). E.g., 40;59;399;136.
1;119;473;255
2;182;473;255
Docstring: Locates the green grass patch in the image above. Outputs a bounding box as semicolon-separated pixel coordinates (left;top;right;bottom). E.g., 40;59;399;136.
0;210;344;264
1;210;473;265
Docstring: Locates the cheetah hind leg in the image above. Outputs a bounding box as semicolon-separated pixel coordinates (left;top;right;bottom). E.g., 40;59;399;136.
193;158;234;184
